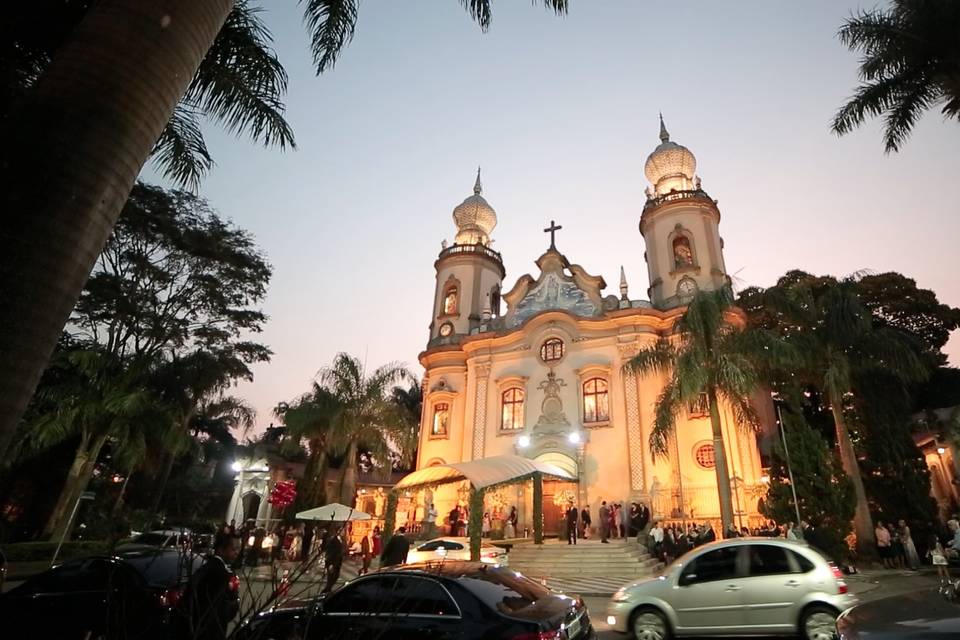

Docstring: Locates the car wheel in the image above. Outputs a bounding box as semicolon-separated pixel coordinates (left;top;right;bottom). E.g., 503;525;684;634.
800;604;838;640
630;607;670;640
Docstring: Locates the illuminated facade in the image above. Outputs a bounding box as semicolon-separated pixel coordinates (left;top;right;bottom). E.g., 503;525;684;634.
415;120;772;535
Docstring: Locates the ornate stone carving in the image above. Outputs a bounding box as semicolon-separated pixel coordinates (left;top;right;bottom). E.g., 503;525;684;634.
535;370;569;426
622;365;645;491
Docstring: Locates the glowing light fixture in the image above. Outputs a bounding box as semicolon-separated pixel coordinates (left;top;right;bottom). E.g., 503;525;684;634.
517;435;531;448
231;461;243;472
567;432;581;444
938;447;947;455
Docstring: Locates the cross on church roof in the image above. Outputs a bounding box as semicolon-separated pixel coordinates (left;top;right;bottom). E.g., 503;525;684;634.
543;220;562;249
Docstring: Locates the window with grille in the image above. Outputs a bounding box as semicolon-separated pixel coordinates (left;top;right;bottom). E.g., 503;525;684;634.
539;338;564;363
695;442;716;469
501;388;524;431
688;391;709;418
582;378;609;423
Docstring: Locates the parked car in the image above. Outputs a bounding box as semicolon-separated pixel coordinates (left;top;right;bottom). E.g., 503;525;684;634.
606;538;855;640
116;528;194;552
837;586;960;639
405;536;510;566
238;560;593;640
0;549;237;640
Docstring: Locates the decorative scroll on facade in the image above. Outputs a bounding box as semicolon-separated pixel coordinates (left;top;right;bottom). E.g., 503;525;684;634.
472;363;491;460
617;343;645;491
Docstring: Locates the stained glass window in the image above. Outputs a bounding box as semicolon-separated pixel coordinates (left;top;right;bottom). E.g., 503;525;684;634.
583;378;609;423
695;443;716;469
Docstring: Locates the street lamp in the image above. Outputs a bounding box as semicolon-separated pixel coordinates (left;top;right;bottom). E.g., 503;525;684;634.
773;397;803;530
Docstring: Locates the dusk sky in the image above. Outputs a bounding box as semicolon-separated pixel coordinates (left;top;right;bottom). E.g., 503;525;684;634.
145;1;960;430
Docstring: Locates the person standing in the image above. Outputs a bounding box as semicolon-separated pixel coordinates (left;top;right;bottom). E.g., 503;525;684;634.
178;535;240;640
617;504;626;538
639;503;651;534
448;505;461;536
875;521;892;568
380;526;411;567
899;519;920;570
321;530;344;593
371;526;383;559
301;523;314;563
599;501;610;543
649;521;664;558
928;534;951;583
482;512;491;538
565;503;578;545
580;504;592;539
424;502;438;539
628;503;639;538
359;533;372;576
505;506;518;538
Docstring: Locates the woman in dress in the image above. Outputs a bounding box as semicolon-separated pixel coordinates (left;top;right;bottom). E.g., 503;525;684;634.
287;530;302;562
359;533;372;575
928;534;950;582
505;506;518;538
899;519;920;570
481;512;491;538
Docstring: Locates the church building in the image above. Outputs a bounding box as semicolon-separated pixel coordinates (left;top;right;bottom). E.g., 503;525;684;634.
415;120;771;535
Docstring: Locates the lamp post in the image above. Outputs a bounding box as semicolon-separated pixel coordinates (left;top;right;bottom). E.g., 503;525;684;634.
774;401;802;530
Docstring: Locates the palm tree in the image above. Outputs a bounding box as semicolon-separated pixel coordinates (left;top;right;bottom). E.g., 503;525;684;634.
275;383;339;511
16;348;168;539
623;289;787;533
318;353;414;505
832;0;960;152
0;0;570;462
764;277;928;554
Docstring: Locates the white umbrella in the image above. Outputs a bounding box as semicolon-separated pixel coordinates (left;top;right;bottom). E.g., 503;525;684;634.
296;502;372;521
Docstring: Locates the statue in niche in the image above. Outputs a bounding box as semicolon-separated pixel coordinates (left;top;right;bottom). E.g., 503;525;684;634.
536;370;569;426
673;235;694;268
373;487;385;517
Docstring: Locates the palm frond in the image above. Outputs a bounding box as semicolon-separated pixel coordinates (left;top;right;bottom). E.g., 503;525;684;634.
188;0;295;149
150;105;213;190
301;0;359;73
622;339;675;377
649;378;682;460
460;0;568;31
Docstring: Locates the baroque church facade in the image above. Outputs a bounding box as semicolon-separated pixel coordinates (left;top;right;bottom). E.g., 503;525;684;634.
415;120;772;534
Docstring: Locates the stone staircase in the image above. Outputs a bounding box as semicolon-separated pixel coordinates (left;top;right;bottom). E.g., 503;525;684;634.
507;538;659;580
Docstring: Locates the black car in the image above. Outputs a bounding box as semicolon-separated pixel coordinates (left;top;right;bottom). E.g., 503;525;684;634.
0;549;235;640
239;560;594;640
837;587;960;639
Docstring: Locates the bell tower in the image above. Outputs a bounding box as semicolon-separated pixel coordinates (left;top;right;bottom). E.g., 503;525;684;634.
429;169;505;345
640;116;730;309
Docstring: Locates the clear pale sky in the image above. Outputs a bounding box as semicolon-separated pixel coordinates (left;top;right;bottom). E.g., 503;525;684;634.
145;1;960;430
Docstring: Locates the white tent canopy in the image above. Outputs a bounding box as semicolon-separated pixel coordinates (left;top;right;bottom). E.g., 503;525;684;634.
296;502;372;521
393;454;575;491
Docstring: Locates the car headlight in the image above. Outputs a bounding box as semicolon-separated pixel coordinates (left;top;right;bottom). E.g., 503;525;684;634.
611;588;631;603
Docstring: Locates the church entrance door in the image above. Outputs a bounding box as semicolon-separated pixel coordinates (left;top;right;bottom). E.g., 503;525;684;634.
542;480;578;536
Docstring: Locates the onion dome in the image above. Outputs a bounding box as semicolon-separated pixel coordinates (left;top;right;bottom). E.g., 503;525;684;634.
644;115;698;196
452;167;497;245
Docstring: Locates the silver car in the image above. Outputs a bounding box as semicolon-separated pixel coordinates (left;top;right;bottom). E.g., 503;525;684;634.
606;538;856;640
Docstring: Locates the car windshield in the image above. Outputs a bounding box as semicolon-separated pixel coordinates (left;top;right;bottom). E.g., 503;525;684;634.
131;533;171;546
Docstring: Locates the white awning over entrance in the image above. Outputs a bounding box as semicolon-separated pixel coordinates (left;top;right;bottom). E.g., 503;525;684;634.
394;454;575;491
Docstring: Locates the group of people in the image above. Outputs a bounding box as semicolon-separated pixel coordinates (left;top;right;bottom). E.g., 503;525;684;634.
874;519;923;571
448;504;520;538
647;521;718;563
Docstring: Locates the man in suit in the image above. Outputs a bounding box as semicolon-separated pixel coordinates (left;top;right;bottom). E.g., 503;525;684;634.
599;501;610;543
178;535;240;640
639;502;651;537
565;502;578;545
321;529;344;593
380;526;411;567
580;504;591;539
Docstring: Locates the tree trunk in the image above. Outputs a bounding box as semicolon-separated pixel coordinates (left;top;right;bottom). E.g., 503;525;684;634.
0;0;235;460
338;441;359;506
150;451;177;515
830;398;876;556
708;386;735;535
44;432;109;540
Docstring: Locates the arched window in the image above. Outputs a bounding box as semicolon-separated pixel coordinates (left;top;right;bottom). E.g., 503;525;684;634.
431;403;449;437
582;378;609;423
688;391;709;418
540;338;565;363
672;235;695;268
490;286;501;317
501;388;525;431
443;288;458;315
